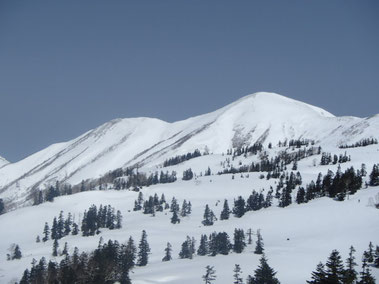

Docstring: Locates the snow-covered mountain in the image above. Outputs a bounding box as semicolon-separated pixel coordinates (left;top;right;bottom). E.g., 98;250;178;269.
0;92;378;208
0;92;378;284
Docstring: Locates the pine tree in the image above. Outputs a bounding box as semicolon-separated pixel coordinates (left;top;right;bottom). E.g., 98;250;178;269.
51;217;58;240
52;239;59;257
367;242;374;263
137;230;150;266
233;264;244;284
162;242;172;262
325;250;345;283
203;265;216;284
36;235;41;243
198;234;209;256
71;222;79;235
179;236;193;259
247;255;280;284
369;164;379;186
62;242;68;256
181;200;188;217
307;262;327;284
0;198;5;215
171;209;180;224
296;187;306;204
202;204;215;226
125;236;137;268
374;246;379;268
13;244;22;259
233;196;246;218
345;246;358;284
64;212;72;236
57;211;65;239
116;210;122;229
233;229;246;253
254;230;264;254
220;199;230;220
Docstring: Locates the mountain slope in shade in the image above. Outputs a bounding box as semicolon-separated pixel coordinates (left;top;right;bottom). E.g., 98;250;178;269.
0;92;378;208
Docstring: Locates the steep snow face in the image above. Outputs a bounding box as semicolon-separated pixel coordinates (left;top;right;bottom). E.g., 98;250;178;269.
0;92;378;208
0;155;9;169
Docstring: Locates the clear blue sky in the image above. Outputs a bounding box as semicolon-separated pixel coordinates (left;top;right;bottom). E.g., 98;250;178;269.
0;0;378;162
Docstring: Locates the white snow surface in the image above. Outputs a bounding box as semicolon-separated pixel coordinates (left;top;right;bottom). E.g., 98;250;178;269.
0;92;378;208
0;156;9;169
0;149;378;283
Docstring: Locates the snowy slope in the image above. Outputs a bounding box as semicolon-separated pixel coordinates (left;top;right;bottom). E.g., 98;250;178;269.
0;155;9;169
0;92;378;208
0;155;378;283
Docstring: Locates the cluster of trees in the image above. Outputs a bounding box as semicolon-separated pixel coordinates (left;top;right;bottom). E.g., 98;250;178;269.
308;243;378;284
219;147;320;176
288;139;315;148
133;193;192;223
296;166;363;203
81;204;122;236
182;168;194;180
202;255;280;284
6;243;22;261
39;211;79;243
113;170;177;190
19;230;152;284
163;149;202;167
320;152;350;165
161;228;263;262
232;143;263;157
33;181;73;206
19;240;134;284
339;138;378;149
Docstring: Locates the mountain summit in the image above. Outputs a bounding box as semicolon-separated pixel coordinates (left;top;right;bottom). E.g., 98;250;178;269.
0;92;378;208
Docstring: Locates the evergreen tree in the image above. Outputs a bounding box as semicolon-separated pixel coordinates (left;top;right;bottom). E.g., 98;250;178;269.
296;187;306;204
202;204;215;226
171;209;180;224
19;269;30;284
162;242;172;262
233;229;246;253
254;230;264;255
13;244;22;259
62;242;68;256
52;239;59;257
116;210;123;229
247;255;280;284
181;200;188;217
369;164;379;186
345;246;358;284
374;246;379;268
36;235;41;243
179;236;194;259
0;198;5;215
63;213;72;236
137;230;150;266
197;234;209;256
233;196;246;218
203;265;216;284
125;236;137;268
307;262;327;284
220;199;231;220
233;264;244;284
51;217;58;240
325;250;345;283
279;185;292;208
71;222;79;235
367;242;374;263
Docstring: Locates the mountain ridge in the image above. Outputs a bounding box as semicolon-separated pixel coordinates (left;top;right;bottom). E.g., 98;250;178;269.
0;92;378;209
